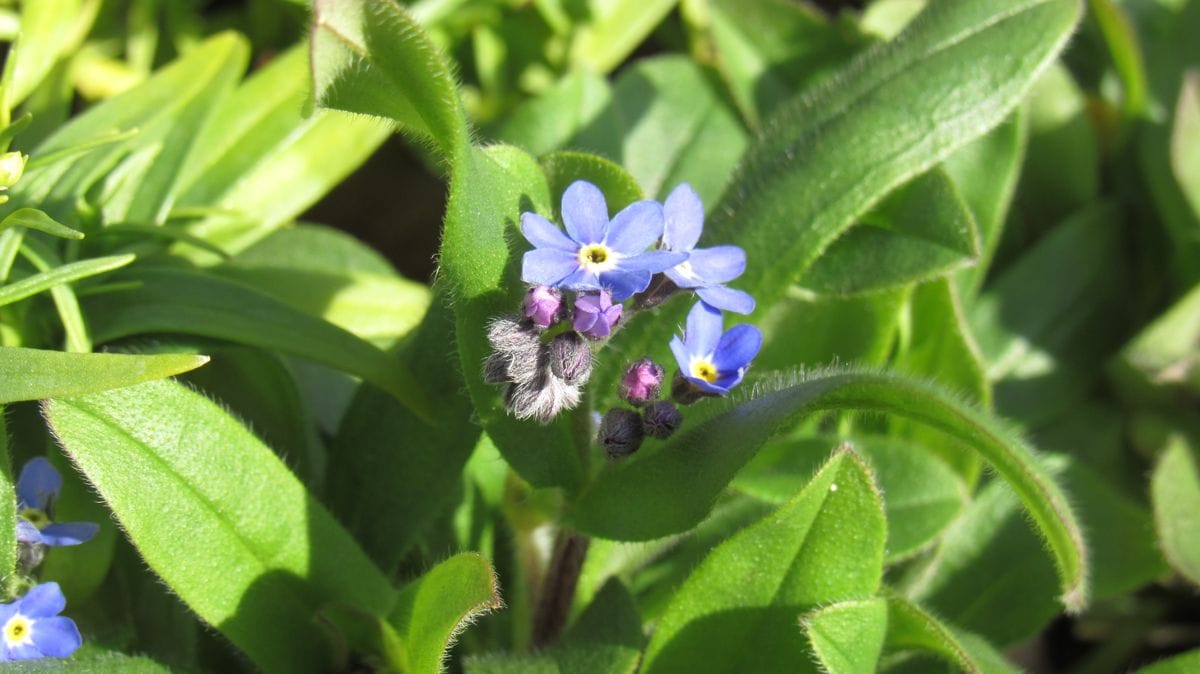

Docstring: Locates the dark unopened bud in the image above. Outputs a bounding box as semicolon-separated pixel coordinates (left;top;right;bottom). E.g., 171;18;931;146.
487;316;542;385
619;357;665;406
642;401;683;439
505;369;581;424
671;370;708;405
598;408;644;459
523;285;565;329
549;332;592;385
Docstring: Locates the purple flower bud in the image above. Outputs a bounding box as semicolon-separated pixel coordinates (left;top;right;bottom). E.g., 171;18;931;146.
642;401;683;439
619;358;665;406
549;332;593;385
523;285;565;329
573;290;623;340
598;408;644;459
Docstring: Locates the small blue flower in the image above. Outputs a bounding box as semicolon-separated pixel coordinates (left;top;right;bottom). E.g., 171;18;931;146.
15;458;98;547
670;301;762;396
661;183;756;315
521;180;687;301
0;582;82;661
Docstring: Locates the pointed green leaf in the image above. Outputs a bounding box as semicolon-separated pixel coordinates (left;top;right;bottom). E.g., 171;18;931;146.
2;0;98;107
1151;435;1200;585
1172;71;1200;220
0;347;208;403
0;208;83;239
569;0;678;74
45;379;396;674
802;598;888;674
389;552;501;674
883;591;1019;674
571;368;1089;611
641;449;885;674
0;253;133;309
80;267;431;422
1109;278;1200;407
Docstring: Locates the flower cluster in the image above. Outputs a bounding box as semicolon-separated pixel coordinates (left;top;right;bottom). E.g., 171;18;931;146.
484;179;762;457
1;459;92;662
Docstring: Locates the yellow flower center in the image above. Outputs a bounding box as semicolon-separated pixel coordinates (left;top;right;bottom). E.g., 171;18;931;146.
691;359;719;384
4;615;33;646
19;508;48;529
578;244;617;273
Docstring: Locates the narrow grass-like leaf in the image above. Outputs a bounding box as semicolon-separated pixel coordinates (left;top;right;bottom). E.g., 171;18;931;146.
569;0;679;74
389;553;501;674
45;379;397;674
80;267;431;422
641;448;885;674
15;237;93;352
571;367;1089;611
1151;435;1200;586
883;591;1019;674
0;347;207;403
0;254;134;309
2;0;97;106
802;599;888;674
0;209;83;239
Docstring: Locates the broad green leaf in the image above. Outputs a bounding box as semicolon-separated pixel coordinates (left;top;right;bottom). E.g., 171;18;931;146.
540;151;643;217
802;599;888;674
571;368;1089;611
0;347;208;404
0;650;177;673
883;592;1019;674
0;209;83;239
798;169;978;295
695;0;861;128
8;33;248;227
1171;71;1200;222
45;379;396;674
1109;281;1200;406
0;413;14;596
493;69;612;157
390;552;501;674
218;225;429;344
328;293;482;571
310;0;468;156
1135;649;1200;674
0;253;133;308
569;0;678;74
1151;435;1200;585
593;0;1082;400
641;449;885;674
3;0;98;107
80;267;431;422
733;435;967;563
174;47;390;256
971;203;1127;425
754;286;908;371
569;56;748;202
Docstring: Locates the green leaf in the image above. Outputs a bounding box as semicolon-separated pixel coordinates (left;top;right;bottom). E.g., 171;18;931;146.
38;450;119;605
1109;281;1200;406
80;267;431;422
0;208;83;239
310;0;468;156
45;379;397;674
174;46;390;256
754;286;908;371
2;0;98;107
0;413;14;596
0;253;133;309
389;552;501;674
492;68;613;157
1135;649;1200;674
1151;435;1200;585
12;237;93;352
0;347;208;404
733;434;967;563
802;599;888;674
0;650;177;673
641;448;885;674
571;367;1089;611
316;604;406;673
883;591;1019;674
798;169;979;295
540;151;643;216
569;0;679;74
1171;71;1200;223
1088;0;1148;118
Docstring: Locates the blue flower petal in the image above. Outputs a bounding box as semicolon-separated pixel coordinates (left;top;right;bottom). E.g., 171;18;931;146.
605;200;664;253
561;181;608;244
28;617;81;658
0;602;19;626
17;583;65;619
688;376;730;396
15;519;42;545
619;250;688;274
685;301;724;357
16;458;61;511
712;324;763;373
38;522;98;547
687;246;746;284
696;285;757;315
521;212;577;251
712;369;744;391
669;335;691;373
522;249;579;286
6;641;42;660
559;267;602;291
663;183;704;251
601;270;652;301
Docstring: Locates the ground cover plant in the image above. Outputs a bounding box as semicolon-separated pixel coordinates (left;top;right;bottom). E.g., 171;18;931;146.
0;0;1197;671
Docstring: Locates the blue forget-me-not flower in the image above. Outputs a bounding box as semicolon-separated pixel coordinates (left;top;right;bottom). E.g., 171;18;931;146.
15;458;98;547
660;183;755;315
521;180;686;301
670;301;762;397
0;582;82;661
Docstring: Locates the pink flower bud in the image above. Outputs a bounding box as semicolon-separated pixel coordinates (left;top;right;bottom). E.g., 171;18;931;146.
619;358;665;406
523;285;564;329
